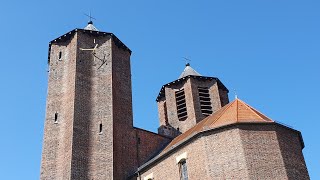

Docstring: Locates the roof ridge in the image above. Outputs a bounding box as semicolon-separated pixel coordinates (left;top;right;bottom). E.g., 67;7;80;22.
236;98;239;122
237;99;274;122
207;100;236;127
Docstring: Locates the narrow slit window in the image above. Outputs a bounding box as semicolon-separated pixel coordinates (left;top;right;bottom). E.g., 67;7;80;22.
198;87;213;116
164;101;168;124
58;51;62;60
99;123;103;134
179;160;188;180
54;113;58;123
175;89;187;120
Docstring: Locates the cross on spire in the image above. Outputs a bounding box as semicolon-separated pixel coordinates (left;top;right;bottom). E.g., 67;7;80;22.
182;57;191;66
85;12;96;24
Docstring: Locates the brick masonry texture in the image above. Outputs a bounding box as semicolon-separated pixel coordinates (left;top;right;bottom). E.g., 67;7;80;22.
137;124;309;180
137;135;208;180
239;124;309;179
72;32;115;179
268;125;309;179
157;77;229;136
41;28;309;180
134;128;172;167
41;34;78;180
41;31;172;180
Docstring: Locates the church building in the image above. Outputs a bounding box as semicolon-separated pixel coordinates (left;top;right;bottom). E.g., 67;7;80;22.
40;22;309;180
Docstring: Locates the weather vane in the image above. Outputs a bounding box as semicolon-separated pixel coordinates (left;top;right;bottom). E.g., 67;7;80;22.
182;57;191;66
84;12;96;23
234;89;238;99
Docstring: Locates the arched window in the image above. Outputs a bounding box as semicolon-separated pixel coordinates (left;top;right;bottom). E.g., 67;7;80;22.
179;159;188;180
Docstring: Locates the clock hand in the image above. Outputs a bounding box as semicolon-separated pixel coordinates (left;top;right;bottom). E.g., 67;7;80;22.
97;60;107;69
97;54;107;70
80;48;96;51
93;53;104;61
80;44;98;51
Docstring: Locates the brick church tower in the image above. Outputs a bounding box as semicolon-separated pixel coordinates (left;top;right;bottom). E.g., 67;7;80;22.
134;64;310;179
157;63;229;137
41;21;309;180
40;22;137;179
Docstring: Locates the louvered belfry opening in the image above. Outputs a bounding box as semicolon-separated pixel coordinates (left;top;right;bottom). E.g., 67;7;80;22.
198;87;213;116
176;89;188;120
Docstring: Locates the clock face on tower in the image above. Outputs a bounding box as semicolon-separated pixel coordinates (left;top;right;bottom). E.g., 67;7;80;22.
79;38;110;69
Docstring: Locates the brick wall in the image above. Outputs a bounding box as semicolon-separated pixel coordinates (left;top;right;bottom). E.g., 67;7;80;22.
40;34;78;180
137;128;247;180
189;78;223;122
71;32;115;179
275;125;309;179
137;124;308;180
134;128;172;167
203;127;249;179
111;38;136;179
137;135;208;180
240;124;288;179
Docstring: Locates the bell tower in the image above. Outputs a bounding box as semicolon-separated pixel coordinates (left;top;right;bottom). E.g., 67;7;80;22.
40;22;135;179
157;63;229;137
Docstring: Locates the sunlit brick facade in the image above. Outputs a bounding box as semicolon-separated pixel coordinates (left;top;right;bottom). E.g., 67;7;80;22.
41;23;309;180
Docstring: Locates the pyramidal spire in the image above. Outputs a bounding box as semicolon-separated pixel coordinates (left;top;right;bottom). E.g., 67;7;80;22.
84;21;99;31
179;63;201;78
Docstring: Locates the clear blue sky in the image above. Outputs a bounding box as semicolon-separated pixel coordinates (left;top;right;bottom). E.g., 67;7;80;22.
0;0;319;179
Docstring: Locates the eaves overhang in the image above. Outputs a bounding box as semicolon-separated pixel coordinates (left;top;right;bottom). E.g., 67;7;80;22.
156;75;229;102
47;28;132;64
130;122;304;178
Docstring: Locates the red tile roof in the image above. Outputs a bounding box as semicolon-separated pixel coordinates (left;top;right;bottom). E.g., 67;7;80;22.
161;98;274;153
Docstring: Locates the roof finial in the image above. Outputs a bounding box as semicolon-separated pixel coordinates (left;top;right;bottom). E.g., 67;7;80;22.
83;12;99;31
182;57;191;66
84;12;96;25
235;89;238;99
178;58;201;78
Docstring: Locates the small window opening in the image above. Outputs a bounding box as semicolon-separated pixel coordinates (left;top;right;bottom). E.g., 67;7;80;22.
99;123;103;134
54;113;58;123
175;89;187;120
58;51;62;60
179;160;188;180
164;101;168;124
